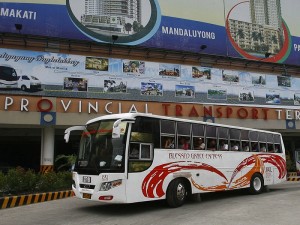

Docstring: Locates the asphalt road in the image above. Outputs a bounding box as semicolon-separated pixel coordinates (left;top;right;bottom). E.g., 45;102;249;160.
1;181;300;225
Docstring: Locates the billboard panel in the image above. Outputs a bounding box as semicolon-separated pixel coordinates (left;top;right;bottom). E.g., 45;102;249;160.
0;0;299;66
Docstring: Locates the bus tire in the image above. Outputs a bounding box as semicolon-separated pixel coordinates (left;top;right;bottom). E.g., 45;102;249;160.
166;179;187;208
249;173;264;195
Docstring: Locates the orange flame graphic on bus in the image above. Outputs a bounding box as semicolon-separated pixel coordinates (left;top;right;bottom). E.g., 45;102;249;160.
142;154;286;198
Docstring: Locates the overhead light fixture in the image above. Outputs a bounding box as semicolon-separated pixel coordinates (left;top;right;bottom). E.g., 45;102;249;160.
112;35;118;44
15;24;22;32
264;52;271;58
200;45;207;51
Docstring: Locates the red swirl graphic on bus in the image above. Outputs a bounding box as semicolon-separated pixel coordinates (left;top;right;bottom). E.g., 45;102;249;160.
141;161;227;198
257;154;287;178
142;154;286;198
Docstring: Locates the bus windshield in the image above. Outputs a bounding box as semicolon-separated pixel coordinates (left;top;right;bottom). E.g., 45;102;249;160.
75;119;128;174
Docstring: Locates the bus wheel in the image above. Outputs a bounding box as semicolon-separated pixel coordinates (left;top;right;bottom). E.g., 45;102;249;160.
166;179;187;207
249;173;264;194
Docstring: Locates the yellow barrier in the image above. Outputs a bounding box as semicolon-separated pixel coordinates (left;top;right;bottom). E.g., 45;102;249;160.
286;177;300;181
286;172;300;181
0;190;74;210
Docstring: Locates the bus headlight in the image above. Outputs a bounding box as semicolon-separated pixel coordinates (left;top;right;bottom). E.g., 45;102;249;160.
100;179;122;191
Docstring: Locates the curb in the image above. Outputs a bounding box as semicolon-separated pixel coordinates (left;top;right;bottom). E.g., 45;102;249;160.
0;190;74;210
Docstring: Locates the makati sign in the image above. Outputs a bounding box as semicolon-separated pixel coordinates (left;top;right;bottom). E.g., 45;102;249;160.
1;96;300;121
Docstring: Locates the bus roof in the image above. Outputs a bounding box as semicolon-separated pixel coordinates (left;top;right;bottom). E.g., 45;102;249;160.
86;113;281;135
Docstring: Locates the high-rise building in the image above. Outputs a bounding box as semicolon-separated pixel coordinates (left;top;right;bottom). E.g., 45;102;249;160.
250;0;282;29
82;0;142;34
84;0;141;23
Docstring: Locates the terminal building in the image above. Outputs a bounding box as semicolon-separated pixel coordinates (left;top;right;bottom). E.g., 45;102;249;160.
0;0;300;173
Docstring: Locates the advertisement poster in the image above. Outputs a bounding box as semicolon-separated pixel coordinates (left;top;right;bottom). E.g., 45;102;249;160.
1;48;300;107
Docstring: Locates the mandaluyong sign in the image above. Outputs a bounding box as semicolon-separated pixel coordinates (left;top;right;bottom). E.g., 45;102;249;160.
0;0;300;66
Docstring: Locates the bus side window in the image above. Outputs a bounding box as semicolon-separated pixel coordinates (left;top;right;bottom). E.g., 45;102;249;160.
177;122;191;150
251;142;259;152
241;130;250;152
178;136;190;150
249;131;259;152
207;138;217;150
242;141;250;152
268;143;275;153
206;125;217;150
193;137;205;150
218;127;229;151
129;143;140;159
161;120;175;149
229;129;241;151
131;117;160;148
230;140;240;151
274;134;282;153
162;136;175;149
267;133;274;152
274;144;281;153
259;132;267;152
129;143;153;160
219;139;228;151
260;143;267;152
192;124;205;150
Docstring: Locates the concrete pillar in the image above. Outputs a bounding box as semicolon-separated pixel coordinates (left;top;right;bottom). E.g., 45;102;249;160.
40;127;55;173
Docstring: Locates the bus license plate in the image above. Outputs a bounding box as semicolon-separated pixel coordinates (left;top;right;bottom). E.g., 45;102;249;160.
82;193;91;199
83;176;91;183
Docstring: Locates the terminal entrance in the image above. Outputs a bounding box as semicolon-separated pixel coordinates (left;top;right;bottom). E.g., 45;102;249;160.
0;128;80;172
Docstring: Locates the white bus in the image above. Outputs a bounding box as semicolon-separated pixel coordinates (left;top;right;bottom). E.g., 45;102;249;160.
65;113;286;207
0;65;18;88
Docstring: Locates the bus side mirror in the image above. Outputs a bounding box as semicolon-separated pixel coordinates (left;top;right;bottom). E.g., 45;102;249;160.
112;125;121;139
64;126;85;143
112;118;135;139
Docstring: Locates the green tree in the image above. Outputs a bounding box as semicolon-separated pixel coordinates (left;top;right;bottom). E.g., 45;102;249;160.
251;31;259;42
133;21;144;33
124;23;132;34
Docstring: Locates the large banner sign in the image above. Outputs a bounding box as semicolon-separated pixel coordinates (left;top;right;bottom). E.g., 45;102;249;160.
0;0;300;66
1;47;300;108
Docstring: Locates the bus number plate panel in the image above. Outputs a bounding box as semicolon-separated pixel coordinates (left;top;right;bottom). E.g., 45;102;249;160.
83;176;91;183
82;193;91;199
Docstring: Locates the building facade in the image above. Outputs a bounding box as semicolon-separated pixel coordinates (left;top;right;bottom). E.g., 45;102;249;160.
0;0;300;173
